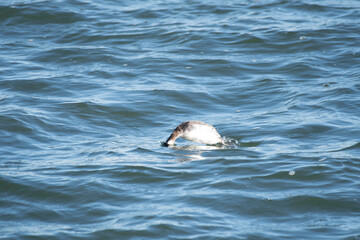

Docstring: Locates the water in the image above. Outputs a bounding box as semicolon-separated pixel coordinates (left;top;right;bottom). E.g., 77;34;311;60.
1;0;360;239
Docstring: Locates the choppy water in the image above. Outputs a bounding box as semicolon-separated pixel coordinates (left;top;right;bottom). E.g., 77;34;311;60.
1;0;360;239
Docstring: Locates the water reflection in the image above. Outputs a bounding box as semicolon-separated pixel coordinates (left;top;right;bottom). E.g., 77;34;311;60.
162;141;234;162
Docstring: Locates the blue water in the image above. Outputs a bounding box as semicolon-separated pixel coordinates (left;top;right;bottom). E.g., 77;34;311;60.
1;0;360;239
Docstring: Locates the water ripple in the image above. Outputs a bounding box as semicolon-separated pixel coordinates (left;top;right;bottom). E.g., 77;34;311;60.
1;0;360;239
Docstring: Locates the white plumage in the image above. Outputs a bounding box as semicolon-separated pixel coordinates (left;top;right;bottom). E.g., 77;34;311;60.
165;121;223;146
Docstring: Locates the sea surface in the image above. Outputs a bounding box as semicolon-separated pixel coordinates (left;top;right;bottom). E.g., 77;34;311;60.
1;0;360;239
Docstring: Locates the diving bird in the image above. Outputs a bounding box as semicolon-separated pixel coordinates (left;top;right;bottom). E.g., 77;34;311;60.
164;121;223;146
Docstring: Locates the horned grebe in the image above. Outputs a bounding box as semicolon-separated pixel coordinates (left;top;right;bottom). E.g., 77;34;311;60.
164;121;223;146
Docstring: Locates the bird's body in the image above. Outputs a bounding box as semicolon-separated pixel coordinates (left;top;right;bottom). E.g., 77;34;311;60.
164;121;223;146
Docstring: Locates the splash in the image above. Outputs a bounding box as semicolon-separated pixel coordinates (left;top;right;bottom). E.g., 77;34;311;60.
221;136;241;148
